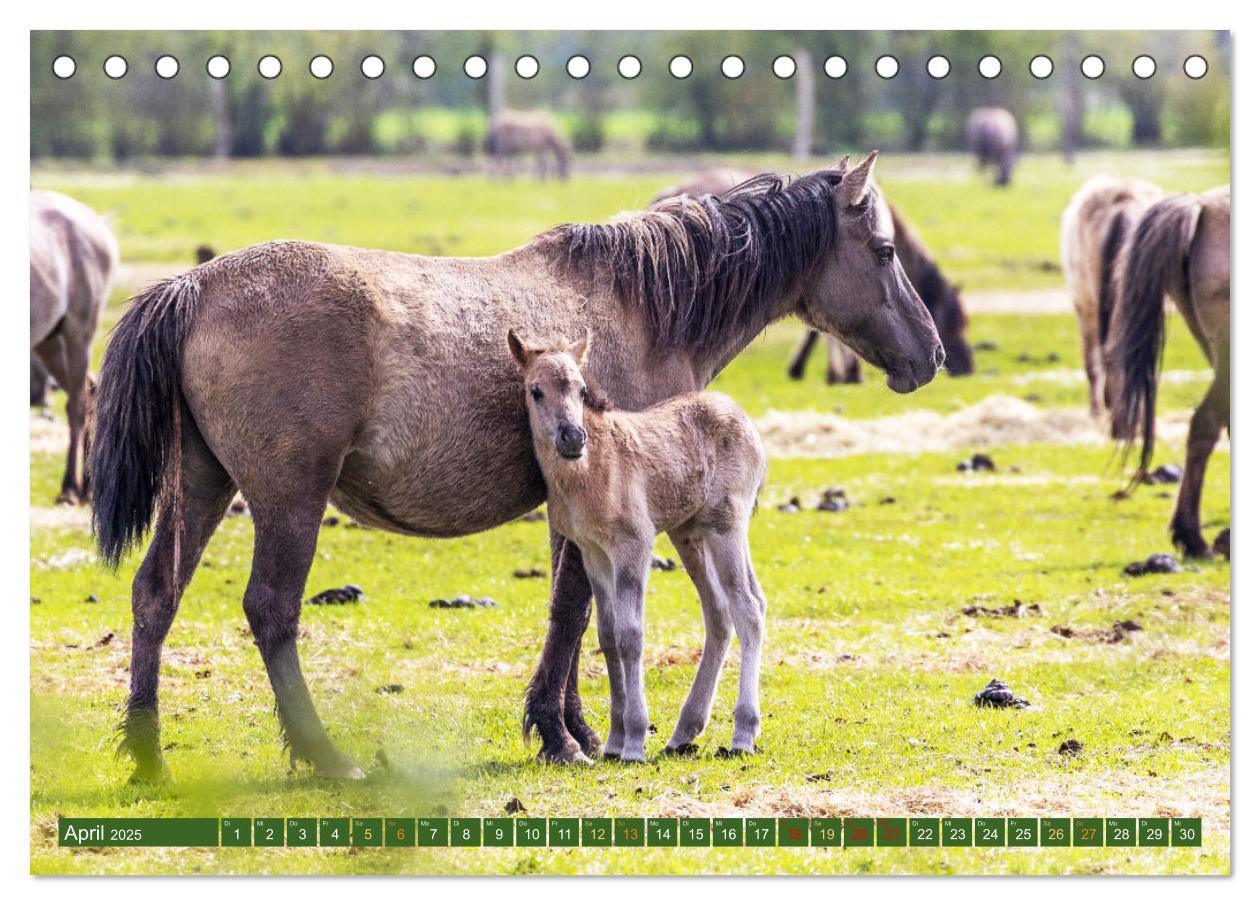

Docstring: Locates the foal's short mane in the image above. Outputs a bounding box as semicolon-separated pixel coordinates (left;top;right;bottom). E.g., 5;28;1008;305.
558;171;863;349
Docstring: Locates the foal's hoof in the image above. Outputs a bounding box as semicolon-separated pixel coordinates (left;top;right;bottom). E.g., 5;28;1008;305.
663;743;701;758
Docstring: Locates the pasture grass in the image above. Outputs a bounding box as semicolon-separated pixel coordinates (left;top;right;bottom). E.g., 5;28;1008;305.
31;438;1230;875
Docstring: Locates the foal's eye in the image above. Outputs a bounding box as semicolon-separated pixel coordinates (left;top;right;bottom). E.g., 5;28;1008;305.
530;386;544;401
877;244;895;265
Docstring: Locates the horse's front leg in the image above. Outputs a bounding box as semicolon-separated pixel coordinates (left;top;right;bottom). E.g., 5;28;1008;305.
524;531;600;763
1171;367;1229;557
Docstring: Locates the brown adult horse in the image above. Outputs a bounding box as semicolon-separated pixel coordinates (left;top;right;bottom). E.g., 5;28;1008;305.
1107;186;1230;558
92;153;943;782
486;110;571;181
965;107;1019;187
30;190;118;504
653;169;972;382
1060;176;1164;419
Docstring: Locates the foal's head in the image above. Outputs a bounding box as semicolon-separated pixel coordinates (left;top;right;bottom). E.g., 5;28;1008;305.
509;329;595;462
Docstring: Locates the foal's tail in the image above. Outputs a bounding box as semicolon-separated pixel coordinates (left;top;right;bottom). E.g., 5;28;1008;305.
1107;194;1202;482
91;274;201;569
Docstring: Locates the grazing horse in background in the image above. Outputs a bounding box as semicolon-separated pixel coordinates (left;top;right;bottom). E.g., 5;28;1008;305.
511;331;768;761
30;190;118;504
966;107;1019;187
486;111;571;181
1107;186;1230;558
1060;176;1164;419
31;357;53;408
652;168;973;384
92;152;942;781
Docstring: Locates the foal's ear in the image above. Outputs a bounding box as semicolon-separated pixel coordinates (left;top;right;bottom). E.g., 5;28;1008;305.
841;150;879;207
507;328;532;370
568;328;592;367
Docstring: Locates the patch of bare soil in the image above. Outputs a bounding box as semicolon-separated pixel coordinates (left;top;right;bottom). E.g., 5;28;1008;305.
755;396;1213;459
30;507;91;533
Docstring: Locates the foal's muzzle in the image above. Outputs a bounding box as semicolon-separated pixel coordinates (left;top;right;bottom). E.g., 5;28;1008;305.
556;423;587;460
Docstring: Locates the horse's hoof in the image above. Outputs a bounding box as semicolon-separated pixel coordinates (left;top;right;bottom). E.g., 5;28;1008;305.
313;758;366;780
126;760;173;786
536;743;593;766
663;743;700;757
1213;529;1231;560
600;750;622;762
55;490;81;506
568;722;603;759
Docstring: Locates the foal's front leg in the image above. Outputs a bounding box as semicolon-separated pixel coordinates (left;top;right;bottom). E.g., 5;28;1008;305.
585;558;626;759
609;545;653;762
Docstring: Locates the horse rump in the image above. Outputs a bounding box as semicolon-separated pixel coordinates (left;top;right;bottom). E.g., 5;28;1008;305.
91;274;201;568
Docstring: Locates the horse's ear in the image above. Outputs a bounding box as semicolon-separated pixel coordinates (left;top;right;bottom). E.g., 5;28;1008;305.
507;328;531;370
569;328;592;367
834;154;851;174
841;150;878;207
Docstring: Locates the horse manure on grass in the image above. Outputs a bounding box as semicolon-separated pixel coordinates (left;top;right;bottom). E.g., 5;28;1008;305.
973;678;1030;709
956;453;997;473
429;594;498;609
513;567;546;579
227;498;250;518
1124;553;1181;576
375;683;404;694
962;601;1041;618
651;556;678;571
307;584;365;605
505;797;526;814
777;496;802;513
1143;464;1183;485
1058;738;1084;756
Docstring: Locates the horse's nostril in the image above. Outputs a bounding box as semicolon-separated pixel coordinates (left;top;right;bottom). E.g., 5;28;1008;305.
932;345;947;370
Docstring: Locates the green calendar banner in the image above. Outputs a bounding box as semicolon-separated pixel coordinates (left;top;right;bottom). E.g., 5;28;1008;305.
56;816;1204;849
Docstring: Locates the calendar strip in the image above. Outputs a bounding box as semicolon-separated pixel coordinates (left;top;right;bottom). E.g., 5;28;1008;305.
58;817;1201;848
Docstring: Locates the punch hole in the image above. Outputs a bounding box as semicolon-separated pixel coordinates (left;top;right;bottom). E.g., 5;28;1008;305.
515;55;539;79
258;55;282;79
464;55;488;79
773;55;796;79
1183;55;1208;79
618;55;641;79
309;55;334;79
52;55;76;79
875;55;898;79
566;55;590;79
103;55;128;79
670;55;693;79
155;55;179;79
722;55;745;79
824;55;848;79
412;55;436;79
978;55;1002;79
926;55;950;79
361;55;385;79
1029;55;1053;79
1081;55;1105;79
206;55;230;79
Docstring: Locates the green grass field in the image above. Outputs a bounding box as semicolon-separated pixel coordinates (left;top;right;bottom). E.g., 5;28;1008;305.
29;150;1230;875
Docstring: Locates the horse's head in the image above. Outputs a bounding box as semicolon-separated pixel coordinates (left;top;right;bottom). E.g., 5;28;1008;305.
508;329;592;461
800;152;945;394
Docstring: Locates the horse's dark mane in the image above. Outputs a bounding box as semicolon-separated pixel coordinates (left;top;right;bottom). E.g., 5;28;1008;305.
557;171;861;349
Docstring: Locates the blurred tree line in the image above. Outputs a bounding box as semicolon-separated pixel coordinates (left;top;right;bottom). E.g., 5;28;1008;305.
31;30;1228;162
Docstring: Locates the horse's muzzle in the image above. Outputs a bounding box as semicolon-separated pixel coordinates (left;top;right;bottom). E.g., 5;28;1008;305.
556;424;587;460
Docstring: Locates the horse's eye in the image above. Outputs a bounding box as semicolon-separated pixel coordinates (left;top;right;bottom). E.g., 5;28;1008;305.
877;244;895;265
530;386;544;401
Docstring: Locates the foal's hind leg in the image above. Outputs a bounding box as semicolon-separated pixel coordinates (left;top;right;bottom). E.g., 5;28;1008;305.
664;529;732;753
1171;364;1229;558
242;494;363;778
121;428;235;783
708;528;766;754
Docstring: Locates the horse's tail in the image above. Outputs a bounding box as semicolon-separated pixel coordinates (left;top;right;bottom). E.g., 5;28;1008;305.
91;274;201;569
1097;206;1138;350
1107;193;1202;480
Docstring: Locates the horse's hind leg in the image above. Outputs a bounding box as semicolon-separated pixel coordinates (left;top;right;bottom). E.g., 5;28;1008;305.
708;528;765;754
664;529;732;753
33;331;90;504
121;426;235;783
242;490;363;778
1171;362;1229;558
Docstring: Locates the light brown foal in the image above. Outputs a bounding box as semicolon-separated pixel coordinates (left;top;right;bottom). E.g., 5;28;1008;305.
510;330;768;762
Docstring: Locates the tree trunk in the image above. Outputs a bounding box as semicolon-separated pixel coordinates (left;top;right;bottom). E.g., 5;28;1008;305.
792;48;816;161
487;51;507;118
209;78;232;159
